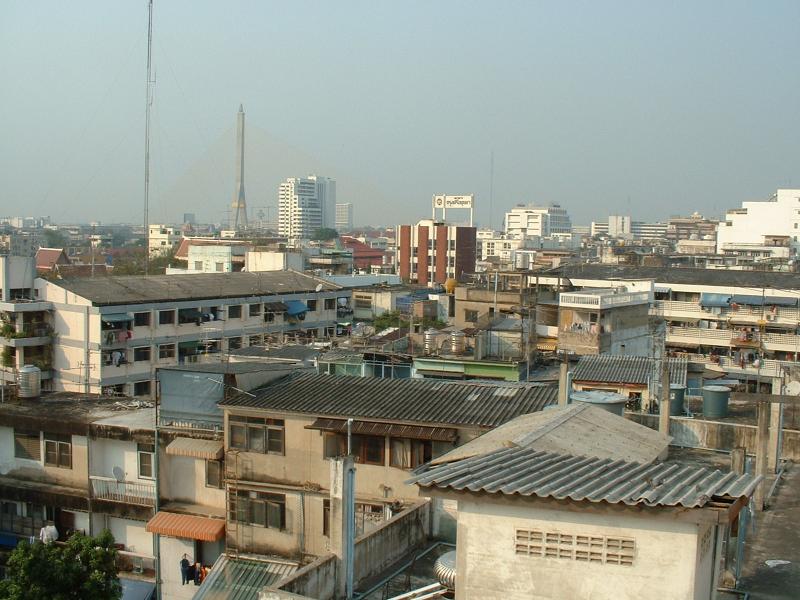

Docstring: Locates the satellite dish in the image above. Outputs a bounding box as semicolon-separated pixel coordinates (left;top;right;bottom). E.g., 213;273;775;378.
315;284;323;292
112;466;125;482
786;380;800;396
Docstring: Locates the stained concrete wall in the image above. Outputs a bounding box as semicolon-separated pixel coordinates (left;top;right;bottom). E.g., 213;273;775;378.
274;553;337;600
626;412;800;460
353;499;430;586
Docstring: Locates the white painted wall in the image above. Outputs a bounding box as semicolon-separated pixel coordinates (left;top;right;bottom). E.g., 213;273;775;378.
717;189;800;252
160;536;199;600
105;516;153;556
159;454;225;509
455;498;703;600
90;438;152;484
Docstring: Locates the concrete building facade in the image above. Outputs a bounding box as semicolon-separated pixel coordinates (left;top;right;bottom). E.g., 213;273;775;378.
278;176;336;240
717;189;800;255
396;220;476;285
335;203;353;232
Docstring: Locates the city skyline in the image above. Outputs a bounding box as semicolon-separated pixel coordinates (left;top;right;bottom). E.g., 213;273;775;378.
1;2;799;227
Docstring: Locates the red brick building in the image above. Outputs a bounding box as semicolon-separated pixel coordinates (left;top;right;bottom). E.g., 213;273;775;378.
396;219;476;284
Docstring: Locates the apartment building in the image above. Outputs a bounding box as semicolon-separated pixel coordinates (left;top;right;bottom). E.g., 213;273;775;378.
217;373;557;559
1;256;52;382
0;393;157;586
717;189;800;254
544;264;800;384
335;202;354;232
148;225;182;256
23;270;348;396
396;219;477;285
278;175;336;240
504;204;572;238
557;286;653;356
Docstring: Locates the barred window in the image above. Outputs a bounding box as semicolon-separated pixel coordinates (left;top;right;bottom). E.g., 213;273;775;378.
43;433;72;469
229;490;286;530
515;529;635;566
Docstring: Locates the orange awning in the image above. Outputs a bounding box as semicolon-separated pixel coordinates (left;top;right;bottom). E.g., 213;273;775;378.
146;511;225;542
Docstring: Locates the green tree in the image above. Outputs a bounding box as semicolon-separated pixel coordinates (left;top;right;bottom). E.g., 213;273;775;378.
0;530;121;600
312;227;338;241
41;229;68;249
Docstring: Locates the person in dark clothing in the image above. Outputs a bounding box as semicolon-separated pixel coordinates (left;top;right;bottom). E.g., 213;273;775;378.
180;554;191;585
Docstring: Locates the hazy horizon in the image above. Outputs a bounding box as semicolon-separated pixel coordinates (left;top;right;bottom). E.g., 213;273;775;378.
1;1;798;228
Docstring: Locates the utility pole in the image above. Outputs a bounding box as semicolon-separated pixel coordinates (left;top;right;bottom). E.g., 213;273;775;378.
143;0;154;276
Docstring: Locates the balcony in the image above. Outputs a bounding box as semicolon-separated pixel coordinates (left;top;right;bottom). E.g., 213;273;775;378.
559;290;650;310
673;352;786;378
0;323;52;347
652;300;800;327
666;326;800;354
90;476;156;507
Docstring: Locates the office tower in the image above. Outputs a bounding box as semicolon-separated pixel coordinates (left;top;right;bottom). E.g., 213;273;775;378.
278;175;336;239
335;203;354;232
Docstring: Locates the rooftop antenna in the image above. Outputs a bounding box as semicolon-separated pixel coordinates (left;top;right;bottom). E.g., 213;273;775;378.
143;0;154;275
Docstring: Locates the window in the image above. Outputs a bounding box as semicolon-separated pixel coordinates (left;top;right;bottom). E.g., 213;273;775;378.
515;529;635;566
133;346;151;362
323;499;330;537
44;433;71;469
354;435;384;465
159;310;175;325
324;298;336;310
138;443;154;479
228;305;242;319
14;430;40;461
229;416;284;455
206;460;223;488
249;303;262;317
248;335;262;346
227;337;242;350
306;299;317;312
390;438;432;469
354;298;372;309
265;312;275;323
215;262;224;272
133;312;151;327
464;309;478;323
194;261;203;270
230;491;286;530
133;380;151;397
158;343;176;359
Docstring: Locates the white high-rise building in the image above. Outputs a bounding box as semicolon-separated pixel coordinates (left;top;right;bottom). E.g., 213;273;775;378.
278;175;336;239
717;189;800;254
335;203;354;232
504;204;572;238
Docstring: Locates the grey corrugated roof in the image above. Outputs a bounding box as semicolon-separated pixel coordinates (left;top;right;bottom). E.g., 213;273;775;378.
53;270;340;306
412;447;760;508
571;355;687;387
194;554;296;600
549;263;800;289
158;361;286;375
230;345;322;361
220;372;558;428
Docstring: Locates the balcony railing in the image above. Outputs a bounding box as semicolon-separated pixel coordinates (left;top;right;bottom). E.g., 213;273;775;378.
90;475;156;506
653;300;800;325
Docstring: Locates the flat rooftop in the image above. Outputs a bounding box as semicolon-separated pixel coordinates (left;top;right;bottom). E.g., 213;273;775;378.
50;270;341;306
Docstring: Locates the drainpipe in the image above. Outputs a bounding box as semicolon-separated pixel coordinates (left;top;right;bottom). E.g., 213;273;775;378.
154;381;162;599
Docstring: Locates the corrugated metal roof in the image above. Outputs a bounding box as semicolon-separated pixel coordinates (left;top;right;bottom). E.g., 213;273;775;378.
220;372;557;428
306;418;457;442
53;270;340;306
571;355;687;387
166;437;224;459
412;447;760;508
194;554;297;600
430;405;669;466
145;511;225;541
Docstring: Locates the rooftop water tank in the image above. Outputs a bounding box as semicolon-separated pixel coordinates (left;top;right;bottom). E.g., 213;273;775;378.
702;385;731;419
450;331;466;355
669;384;686;416
570;390;628;417
17;364;41;399
423;328;439;355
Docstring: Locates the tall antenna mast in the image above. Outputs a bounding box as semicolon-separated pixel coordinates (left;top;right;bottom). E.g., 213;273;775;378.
489;151;494;231
144;0;154;275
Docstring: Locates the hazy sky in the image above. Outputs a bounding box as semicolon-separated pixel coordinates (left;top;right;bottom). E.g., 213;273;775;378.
1;1;798;227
